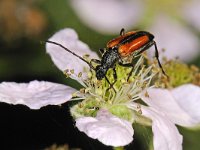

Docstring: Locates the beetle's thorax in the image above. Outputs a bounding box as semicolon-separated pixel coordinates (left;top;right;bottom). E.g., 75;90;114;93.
95;48;119;80
101;48;119;68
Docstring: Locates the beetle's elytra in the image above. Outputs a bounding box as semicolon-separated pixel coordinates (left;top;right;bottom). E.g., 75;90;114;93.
107;31;154;57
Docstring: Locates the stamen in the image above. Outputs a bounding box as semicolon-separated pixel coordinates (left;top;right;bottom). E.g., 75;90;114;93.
78;72;82;78
70;55;157;122
156;59;199;88
70;69;74;74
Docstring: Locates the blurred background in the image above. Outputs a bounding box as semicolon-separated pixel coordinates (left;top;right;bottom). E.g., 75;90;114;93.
0;0;200;149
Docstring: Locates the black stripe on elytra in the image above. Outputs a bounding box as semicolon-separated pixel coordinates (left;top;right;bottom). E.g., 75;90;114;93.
118;31;154;46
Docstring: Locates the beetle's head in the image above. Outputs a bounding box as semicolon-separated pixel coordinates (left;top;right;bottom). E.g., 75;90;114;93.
95;65;107;80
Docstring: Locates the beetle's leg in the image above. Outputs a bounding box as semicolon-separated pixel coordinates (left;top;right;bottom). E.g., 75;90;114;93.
88;59;101;72
90;59;101;65
90;59;101;71
104;66;118;93
99;48;104;54
134;41;167;77
105;76;116;93
99;48;106;55
111;66;117;86
153;42;167;77
127;66;135;81
134;41;154;56
120;28;125;36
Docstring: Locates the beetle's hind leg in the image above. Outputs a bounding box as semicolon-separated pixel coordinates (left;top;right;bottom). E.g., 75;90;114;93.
135;41;167;77
153;42;168;77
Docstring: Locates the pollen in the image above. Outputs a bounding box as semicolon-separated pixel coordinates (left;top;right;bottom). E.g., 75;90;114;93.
70;69;74;74
157;59;199;88
78;72;82;78
144;91;149;97
63;69;71;78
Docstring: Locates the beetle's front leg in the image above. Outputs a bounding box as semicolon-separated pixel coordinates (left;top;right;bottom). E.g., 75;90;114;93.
88;59;101;73
90;59;101;68
105;76;116;93
99;48;106;55
105;66;117;93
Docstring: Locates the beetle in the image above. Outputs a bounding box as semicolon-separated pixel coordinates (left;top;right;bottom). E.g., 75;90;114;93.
46;28;166;91
90;28;166;84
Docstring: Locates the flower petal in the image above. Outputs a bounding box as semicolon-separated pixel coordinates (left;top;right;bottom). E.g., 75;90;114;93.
70;0;144;34
76;109;133;147
46;28;98;83
149;14;199;62
182;0;200;31
141;85;200;127
141;106;183;150
171;84;200;124
0;80;76;109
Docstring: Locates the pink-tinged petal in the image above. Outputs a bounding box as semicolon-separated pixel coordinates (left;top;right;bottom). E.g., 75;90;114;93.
141;85;200;127
46;28;98;82
76;109;133;147
182;0;200;31
70;0;144;34
0;80;76;109
149;14;199;62
142;106;183;150
171;84;200;124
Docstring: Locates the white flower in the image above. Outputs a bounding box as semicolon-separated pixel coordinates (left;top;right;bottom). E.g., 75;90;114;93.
0;80;76;109
141;106;183;150
148;14;199;62
0;28;200;150
76;109;134;147
141;84;200;127
182;0;200;31
70;0;200;62
70;0;144;34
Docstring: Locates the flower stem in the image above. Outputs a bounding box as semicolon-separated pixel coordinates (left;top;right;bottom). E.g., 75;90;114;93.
113;147;125;150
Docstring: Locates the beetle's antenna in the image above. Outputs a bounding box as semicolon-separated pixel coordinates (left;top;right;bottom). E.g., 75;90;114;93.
45;40;95;70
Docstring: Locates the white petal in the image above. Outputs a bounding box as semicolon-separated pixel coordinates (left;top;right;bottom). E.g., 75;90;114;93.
182;0;200;31
171;84;200;124
0;80;76;109
46;28;98;82
141;106;182;150
149;14;199;62
141;85;200;127
70;0;144;34
76;109;133;147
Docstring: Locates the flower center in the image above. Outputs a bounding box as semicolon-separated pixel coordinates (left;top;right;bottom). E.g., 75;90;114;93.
157;59;200;88
70;55;158;123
